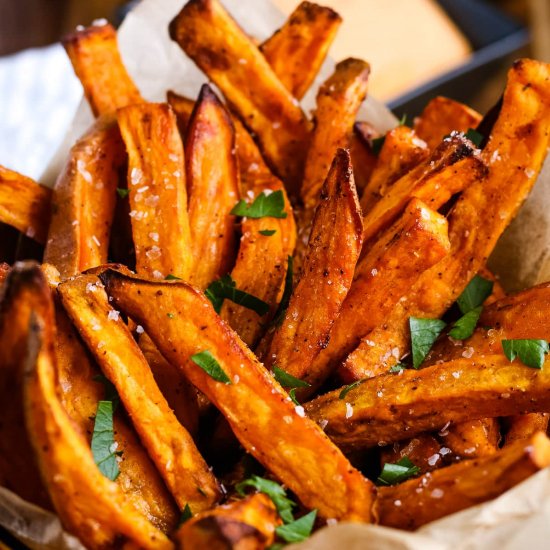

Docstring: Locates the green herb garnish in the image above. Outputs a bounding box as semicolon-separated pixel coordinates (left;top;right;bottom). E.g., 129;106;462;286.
456;274;494;315
205;274;269;316
449;306;482;340
259;229;277;236
465;128;484;147
273;366;310;406
339;379;363;399
91;400;120;481
231;190;287;219
275;510;317;543
377;456;420;486
410;317;447;369
502;339;549;369
178;504;193;527
165;274;181;281
389;363;406;373
191;350;232;384
116;188;130;199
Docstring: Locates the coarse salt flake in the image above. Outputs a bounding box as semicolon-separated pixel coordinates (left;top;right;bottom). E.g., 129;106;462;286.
108;310;120;321
345;402;353;419
295;405;305;418
130;167;143;185
431;488;444;499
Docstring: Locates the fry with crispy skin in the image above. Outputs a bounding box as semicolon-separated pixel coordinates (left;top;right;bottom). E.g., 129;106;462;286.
260;1;341;100
176;493;280;549
413;96;482;150
100;269;377;522
63;22;142;117
58;274;221;512
306;355;550;452
361;134;486;244
264;150;362;386
380;435;447;475
170;0;310;192
0;166;51;243
439;419;499;458
378;432;550;530
185;85;239;289
301;58;370;210
22;272;173;549
504;414;550;446
118;102;193;281
360;126;429;214
44;117;125;278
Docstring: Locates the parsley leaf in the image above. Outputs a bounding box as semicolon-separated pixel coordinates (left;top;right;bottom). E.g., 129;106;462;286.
178;504;193;527
377;456;420;486
205;274;269;316
116;188;130;199
465;128;484;147
272;256;294;327
502;339;549;369
410;317;447;369
389;363;406;373
91;400;120;481
273;367;310;389
449;306;482;340
457;274;494;314
398;113;409;127
191;350;232;384
259;229;276;236
339;379;363;399
236;476;295;524
165;274;181;281
167;312;175;319
275;510;317;543
231;190;287;219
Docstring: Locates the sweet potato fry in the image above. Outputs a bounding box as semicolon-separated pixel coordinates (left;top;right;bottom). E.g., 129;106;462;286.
22;283;173;549
117;102;193;281
305;355;550;452
170;0;310;192
176;494;280;550
380;435;444;475
361;134;486;244
54;302;179;532
413;96;482;150
359;126;429;214
100;269;376;522
0;166;51;244
260;1;341;100
313;198;449;386
504;414;550;446
340;59;550;381
185;85;239;289
139;332;200;435
439;418;499;458
0;264;52;508
378;432;550;530
44;117;125;278
62;22;142;117
264;149;362;385
301;58;370;210
58;274;221;512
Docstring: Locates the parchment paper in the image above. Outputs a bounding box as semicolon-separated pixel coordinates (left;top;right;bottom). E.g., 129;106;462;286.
4;0;550;547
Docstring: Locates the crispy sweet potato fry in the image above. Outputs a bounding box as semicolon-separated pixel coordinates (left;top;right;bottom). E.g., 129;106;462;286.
301;58;370;210
22;282;173;549
44;117;125;278
176;494;280;550
341;59;550;381
413;96;482;150
264;150;362;384
359;126;429;215
185;85;239;289
361;134;486;244
378;432;550;530
504;414;550;446
54;303;179;532
139;332;199;435
0;166;51;244
58;274;221;512
63;22;142;117
100;270;377;522
380;435;444;475
260;1;341;100
305;355;550;452
313;198;449;386
170;0;310;192
118;102;193;281
439;419;499;458
0;264;52;508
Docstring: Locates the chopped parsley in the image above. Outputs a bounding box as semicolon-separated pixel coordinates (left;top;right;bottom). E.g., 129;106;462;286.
231;190;287;219
191;350;232;384
389;363;406;373
449;306;482;340
410;317;447;369
273;366;310;406
275;510;317;543
377;456;420;486
456;275;493;315
259;229;277;236
178;504;193;527
91;400;120;481
205;274;269;316
165;274;182;281
465;128;484;147
502;339;549;369
116;188;130;199
339;379;363;400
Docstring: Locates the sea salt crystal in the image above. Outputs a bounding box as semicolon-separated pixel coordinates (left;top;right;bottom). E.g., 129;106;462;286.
452;371;461;379
371;268;378;276
439;447;451;456
438;421;451;436
149;232;159;243
136;325;145;334
326;518;338;526
92;323;101;331
145;195;160;207
137;186;149;193
345;402;353;419
295;405;305;418
233;375;240;384
77;159;92;183
461;347;474;359
283;416;293;424
394;500;402;507
525;168;535;178
319;419;328;430
108;310;120;321
168;153;179;162
91;235;101;247
130;167;143;185
146;246;161;260
152;270;163;280
427;453;440;466
431;488;444;499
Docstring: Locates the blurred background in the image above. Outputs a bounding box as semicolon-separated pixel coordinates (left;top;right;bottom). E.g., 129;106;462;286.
0;0;549;179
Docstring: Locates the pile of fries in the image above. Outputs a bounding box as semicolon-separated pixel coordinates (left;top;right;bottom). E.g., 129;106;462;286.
2;0;550;548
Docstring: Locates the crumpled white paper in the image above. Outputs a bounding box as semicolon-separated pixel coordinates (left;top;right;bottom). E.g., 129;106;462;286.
3;0;550;548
